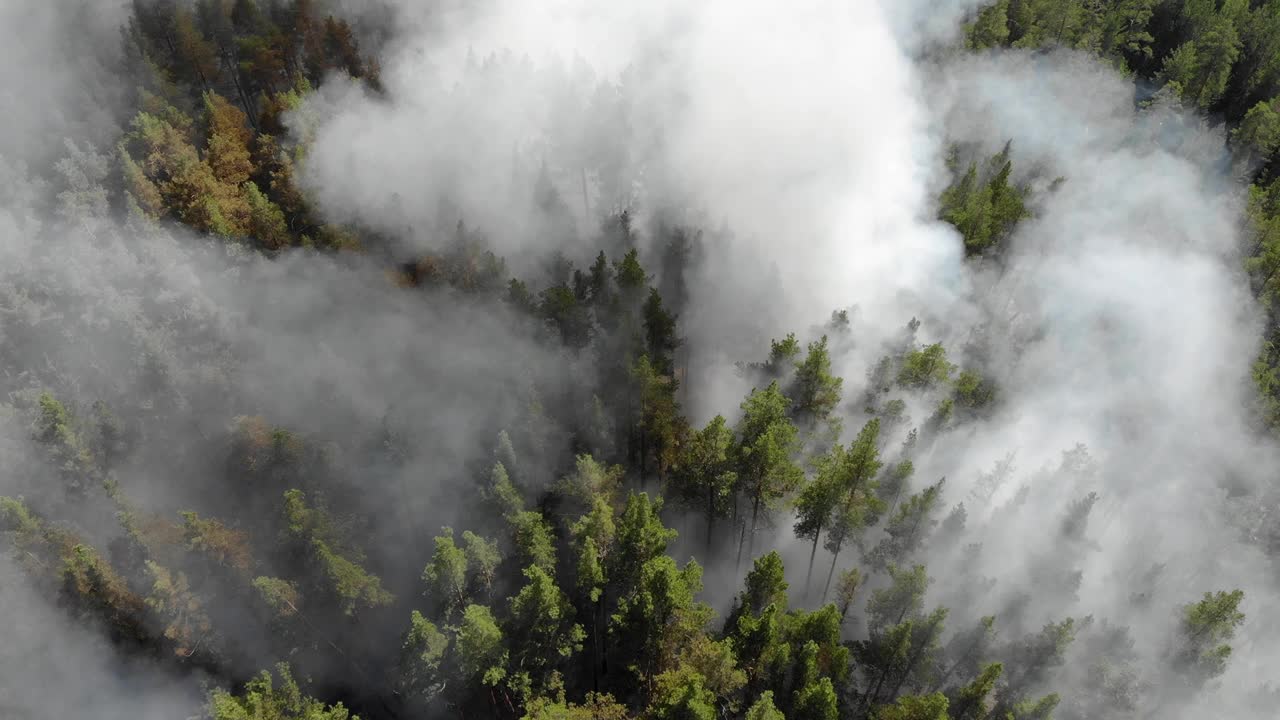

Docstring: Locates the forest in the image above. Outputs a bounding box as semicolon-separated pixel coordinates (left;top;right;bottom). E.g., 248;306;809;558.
0;0;1279;719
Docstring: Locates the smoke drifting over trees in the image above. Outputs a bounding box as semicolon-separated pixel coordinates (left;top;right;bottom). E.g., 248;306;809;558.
2;0;1280;719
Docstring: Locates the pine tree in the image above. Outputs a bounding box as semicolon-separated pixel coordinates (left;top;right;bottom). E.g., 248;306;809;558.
506;565;586;700
397;611;449;708
735;383;803;568
791;335;843;431
670;415;737;555
422;528;469;620
1169;589;1246;685
867;479;946;572
209;663;354;720
820;420;886;601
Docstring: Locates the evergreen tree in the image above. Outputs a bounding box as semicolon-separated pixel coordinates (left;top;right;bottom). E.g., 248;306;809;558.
1168;589;1246;686
820;419;886;601
670;415;737;554
735;383;803;567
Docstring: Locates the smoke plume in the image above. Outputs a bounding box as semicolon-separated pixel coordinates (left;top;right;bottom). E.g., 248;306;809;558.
0;0;1277;718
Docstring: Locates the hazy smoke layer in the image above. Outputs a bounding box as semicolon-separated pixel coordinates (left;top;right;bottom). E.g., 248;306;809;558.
922;50;1280;714
0;0;1277;718
298;0;972;413
296;1;1280;715
0;0;128;167
0;552;200;720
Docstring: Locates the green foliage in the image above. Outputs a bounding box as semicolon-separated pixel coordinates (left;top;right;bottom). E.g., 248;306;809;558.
610;555;711;690
867;480;946;571
423;527;469;618
766;334;802;378
614;248;648;296
612;492;677;592
575;535;606;605
954;370;996;413
834;568;863;622
647;667;718;720
541;285;593;348
511;511;558;575
456;604;508;687
558;454;624;510
34;393;97;494
281;489;393;615
1171;589;1246;683
938;144;1029;255
727;551;790;629
1234;98;1280;157
898;345;956;390
793;468;842;565
181;511;253;576
736;383;804;557
867;565;931;631
631;354;687;479
873;692;949;720
967;0;1011;49
784;605;852;685
792;336;843;428
679;634;747;707
487;461;525;519
1007;693;1060;720
819;420;886;573
145;560;212;657
951;662;1003;720
523;693;632;719
209;663;354;719
966;0;1158;65
310;541;394;615
253;576;301;618
997;618;1077;713
0;496;45;546
791;676;838;720
463;530;501;599
60;542;148;642
643;288;681;376
398;611;449;703
743;690;785;720
670;415;737;550
1159;18;1242;109
244;180;291;249
508;565;587;698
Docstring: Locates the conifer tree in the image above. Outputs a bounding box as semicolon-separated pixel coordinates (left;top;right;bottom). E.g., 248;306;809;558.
735;383;803;567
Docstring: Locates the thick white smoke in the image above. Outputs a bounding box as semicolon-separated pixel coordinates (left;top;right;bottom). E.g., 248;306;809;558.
298;0;972;413
0;0;1276;717
296;1;1280;715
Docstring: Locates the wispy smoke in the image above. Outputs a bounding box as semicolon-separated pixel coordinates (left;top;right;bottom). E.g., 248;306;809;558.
296;1;1280;714
1;0;1277;718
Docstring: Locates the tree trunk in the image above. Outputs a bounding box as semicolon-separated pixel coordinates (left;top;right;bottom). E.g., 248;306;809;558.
888;485;904;518
735;520;746;573
822;540;843;602
887;616;943;700
590;598;601;692
933;631;980;691
746;494;761;564
804;523;821;601
227;54;259;133
705;487;716;557
865;667;890;713
599;588;609;679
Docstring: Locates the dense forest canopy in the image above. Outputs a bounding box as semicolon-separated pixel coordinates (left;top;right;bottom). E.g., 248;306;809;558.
1;0;1279;719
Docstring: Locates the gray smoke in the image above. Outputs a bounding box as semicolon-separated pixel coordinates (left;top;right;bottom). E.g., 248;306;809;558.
293;1;1280;715
0;0;1277;718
